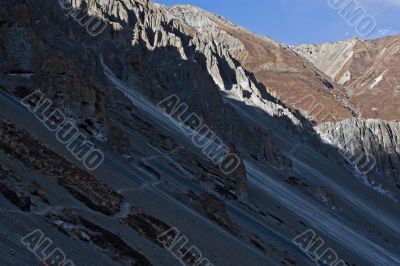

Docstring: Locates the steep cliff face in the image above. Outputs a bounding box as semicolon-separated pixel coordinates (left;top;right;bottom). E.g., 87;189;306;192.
316;119;400;180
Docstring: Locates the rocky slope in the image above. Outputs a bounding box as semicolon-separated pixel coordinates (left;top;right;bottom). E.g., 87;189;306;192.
0;0;400;265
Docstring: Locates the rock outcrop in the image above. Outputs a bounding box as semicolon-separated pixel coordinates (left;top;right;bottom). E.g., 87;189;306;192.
316;119;400;180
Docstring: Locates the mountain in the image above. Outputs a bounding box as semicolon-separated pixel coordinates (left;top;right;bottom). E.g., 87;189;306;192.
293;36;400;121
0;0;400;265
293;37;400;180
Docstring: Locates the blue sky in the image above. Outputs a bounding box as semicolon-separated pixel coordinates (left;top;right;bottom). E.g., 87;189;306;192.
156;0;400;45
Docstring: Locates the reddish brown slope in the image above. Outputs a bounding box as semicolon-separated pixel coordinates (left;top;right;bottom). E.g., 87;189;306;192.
295;36;400;121
211;19;353;123
347;36;400;120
